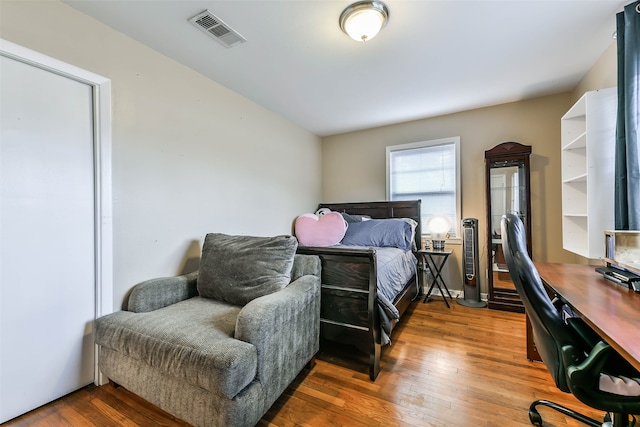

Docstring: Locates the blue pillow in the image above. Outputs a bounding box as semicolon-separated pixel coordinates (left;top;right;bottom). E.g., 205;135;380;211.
341;218;415;251
340;212;371;223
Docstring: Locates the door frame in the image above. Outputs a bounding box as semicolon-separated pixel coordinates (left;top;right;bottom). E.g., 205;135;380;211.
0;38;113;385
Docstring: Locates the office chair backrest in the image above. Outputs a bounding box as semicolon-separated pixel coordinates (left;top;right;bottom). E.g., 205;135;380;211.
501;214;582;392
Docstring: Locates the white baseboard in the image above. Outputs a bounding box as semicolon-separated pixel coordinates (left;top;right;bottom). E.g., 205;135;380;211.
422;287;488;301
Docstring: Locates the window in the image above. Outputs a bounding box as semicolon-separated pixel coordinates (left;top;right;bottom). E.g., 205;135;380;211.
386;137;461;238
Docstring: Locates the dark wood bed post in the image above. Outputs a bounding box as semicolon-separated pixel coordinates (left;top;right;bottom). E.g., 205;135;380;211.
368;255;380;380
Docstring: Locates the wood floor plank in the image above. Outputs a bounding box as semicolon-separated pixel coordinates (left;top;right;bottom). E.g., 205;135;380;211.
56;405;95;427
5;301;629;426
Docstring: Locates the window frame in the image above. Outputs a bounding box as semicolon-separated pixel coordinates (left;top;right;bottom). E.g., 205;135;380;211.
386;136;461;242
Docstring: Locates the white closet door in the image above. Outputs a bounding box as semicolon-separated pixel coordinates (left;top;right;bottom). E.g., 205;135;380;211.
0;55;96;423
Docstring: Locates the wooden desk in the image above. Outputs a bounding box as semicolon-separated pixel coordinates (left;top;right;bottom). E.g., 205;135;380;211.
535;262;640;371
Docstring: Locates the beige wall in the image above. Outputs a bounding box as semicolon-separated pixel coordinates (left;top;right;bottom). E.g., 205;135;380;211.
0;1;322;310
0;1;618;305
321;38;619;294
573;41;617;102
322;93;583;294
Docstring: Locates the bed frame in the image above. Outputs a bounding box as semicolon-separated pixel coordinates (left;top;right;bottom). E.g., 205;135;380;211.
296;200;422;380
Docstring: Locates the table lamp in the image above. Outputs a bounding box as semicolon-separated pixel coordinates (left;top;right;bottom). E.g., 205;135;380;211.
427;215;451;250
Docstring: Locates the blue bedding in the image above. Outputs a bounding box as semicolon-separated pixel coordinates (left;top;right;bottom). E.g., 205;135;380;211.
338;245;418;344
374;247;418;314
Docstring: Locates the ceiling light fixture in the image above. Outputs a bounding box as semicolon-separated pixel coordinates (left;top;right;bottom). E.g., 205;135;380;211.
339;1;389;42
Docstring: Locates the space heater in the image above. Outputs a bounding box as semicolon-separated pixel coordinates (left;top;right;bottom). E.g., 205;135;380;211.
457;218;486;308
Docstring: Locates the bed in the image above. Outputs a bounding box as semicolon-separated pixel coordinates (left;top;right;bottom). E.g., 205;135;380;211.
296;200;422;380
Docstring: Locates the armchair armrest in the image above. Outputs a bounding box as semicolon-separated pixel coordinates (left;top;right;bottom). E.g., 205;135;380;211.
565;317;603;350
234;274;320;397
564;341;612;388
127;271;199;312
564;341;640;411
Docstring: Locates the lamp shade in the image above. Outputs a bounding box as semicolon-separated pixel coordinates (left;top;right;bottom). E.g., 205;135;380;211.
339;1;389;42
427;215;451;239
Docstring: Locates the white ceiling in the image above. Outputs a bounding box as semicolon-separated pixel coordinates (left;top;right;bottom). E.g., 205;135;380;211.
64;0;625;137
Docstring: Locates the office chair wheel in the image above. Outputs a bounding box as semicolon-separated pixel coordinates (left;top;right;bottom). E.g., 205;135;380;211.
529;408;543;426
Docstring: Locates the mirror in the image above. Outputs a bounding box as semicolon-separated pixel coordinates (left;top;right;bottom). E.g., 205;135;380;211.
490;164;524;290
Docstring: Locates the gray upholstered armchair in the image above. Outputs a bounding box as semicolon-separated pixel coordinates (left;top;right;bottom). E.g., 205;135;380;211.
95;234;321;427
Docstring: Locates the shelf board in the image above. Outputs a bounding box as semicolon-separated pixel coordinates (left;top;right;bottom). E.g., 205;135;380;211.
562;131;587;151
563;173;587;183
492;265;509;273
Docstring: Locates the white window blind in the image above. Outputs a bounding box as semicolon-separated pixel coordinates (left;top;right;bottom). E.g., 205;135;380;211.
386;137;461;237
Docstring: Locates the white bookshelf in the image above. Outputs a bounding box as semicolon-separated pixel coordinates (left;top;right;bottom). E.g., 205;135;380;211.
561;87;617;259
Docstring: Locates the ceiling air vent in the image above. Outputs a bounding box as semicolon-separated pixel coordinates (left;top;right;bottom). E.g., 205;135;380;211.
188;10;246;48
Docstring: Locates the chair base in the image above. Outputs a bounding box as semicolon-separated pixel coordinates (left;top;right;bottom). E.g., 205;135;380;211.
529;400;601;427
529;400;636;427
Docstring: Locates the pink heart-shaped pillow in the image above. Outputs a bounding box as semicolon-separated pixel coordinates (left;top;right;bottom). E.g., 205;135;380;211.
295;212;347;247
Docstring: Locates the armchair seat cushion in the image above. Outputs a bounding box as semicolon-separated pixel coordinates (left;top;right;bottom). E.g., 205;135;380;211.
95;296;257;399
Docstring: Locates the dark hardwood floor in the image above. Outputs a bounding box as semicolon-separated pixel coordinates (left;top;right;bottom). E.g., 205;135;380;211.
3;300;610;427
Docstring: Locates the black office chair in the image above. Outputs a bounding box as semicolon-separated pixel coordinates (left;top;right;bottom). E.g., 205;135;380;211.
501;214;640;427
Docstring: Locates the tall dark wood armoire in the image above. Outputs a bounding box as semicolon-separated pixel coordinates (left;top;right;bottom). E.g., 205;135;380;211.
485;142;532;313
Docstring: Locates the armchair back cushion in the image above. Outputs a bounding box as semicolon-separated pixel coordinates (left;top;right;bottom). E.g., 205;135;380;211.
197;233;298;306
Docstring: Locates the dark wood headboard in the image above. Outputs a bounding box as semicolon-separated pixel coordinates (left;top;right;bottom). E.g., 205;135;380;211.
318;200;422;251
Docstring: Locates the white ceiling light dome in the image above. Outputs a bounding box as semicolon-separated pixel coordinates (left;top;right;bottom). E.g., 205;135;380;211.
339;1;389;42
